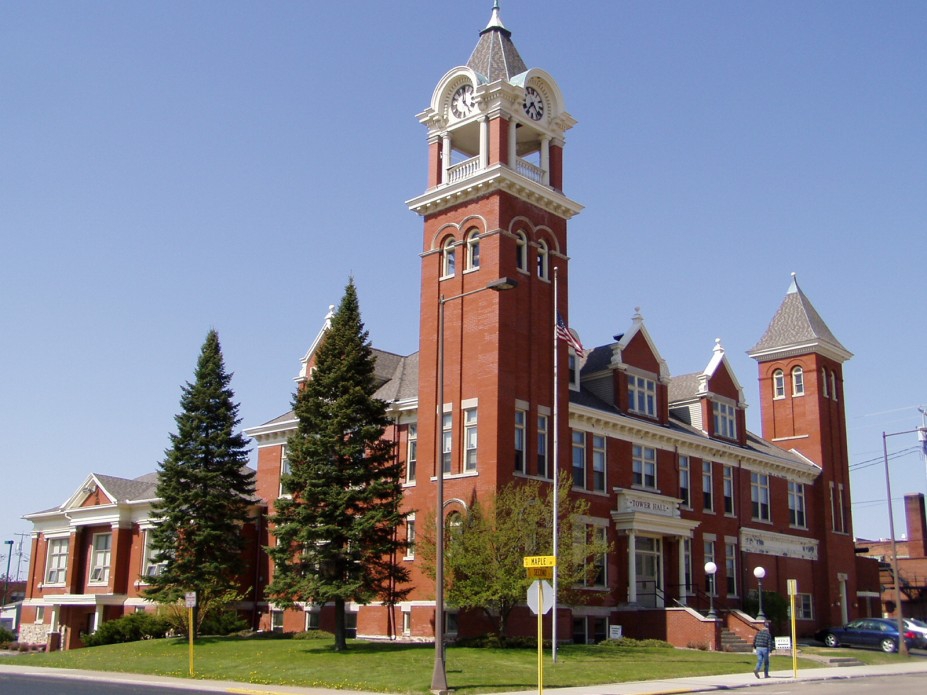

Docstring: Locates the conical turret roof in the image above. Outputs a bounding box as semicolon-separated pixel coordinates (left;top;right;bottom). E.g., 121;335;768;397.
748;273;852;363
466;1;527;82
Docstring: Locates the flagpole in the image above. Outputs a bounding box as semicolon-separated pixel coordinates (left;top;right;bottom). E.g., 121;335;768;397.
551;267;560;663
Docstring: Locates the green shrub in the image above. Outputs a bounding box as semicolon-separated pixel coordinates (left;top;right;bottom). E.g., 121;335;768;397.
599;637;673;649
0;626;14;644
292;629;336;641
199;609;248;636
82;612;170;647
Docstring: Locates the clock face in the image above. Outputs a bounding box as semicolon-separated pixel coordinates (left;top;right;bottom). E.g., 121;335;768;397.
451;84;475;118
523;86;544;121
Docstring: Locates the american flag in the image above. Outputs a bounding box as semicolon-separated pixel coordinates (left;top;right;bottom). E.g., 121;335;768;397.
556;313;585;356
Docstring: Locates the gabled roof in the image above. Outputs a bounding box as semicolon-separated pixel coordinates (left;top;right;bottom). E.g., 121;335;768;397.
748;273;852;363
466;1;528;83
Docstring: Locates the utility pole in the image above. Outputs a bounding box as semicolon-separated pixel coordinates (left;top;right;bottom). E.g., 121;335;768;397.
14;533;30;582
1;540;12;607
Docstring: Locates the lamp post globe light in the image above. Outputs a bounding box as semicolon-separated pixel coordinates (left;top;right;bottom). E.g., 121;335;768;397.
704;561;718;620
431;277;518;695
753;566;766;621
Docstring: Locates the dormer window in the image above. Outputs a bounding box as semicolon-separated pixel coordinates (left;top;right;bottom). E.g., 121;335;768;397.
791;366;804;396
441;238;456;278
464;228;480;271
628;375;656;417
712;401;737;440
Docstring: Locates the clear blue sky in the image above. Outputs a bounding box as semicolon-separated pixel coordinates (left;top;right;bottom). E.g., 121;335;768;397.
2;1;925;576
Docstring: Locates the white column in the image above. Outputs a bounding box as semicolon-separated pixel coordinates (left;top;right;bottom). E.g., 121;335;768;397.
479;117;489;170
49;605;60;631
838;572;849;625
508;118;517;168
94;605;105;633
627;532;637;605
442;132;451;185
541;135;550;186
678;538;688;606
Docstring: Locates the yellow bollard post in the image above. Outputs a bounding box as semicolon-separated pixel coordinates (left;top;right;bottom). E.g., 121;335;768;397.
189;605;194;676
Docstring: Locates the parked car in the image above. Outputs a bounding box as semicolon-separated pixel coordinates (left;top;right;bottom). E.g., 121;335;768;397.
815;618;916;653
904;618;927;649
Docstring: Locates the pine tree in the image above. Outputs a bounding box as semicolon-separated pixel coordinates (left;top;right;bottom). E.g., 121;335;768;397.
266;280;409;651
145;330;255;634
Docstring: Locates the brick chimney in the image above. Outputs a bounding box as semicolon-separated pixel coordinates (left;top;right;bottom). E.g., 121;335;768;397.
904;493;927;557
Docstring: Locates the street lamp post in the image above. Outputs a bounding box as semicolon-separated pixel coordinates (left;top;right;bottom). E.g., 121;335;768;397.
431;277;518;695
753;566;766;621
1;540;12;608
705;561;718;620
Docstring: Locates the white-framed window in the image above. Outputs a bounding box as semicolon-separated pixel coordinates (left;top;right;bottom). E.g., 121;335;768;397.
712;401;737;440
442;412;452;474
830;371;838;400
628;375;656;417
679;456;691;508
683;539;693;594
406;424;417;483
725;540;737;596
751;472;771;521
795;593;814;620
537;239;549;280
537;413;550;478
791;366;804;396
821;367;829;398
633;445;657;490
788;481;806;528
572;430;586;489
592;435;606;492
45;537;69;585
279;445;290;497
89;532;112;584
702;461;714;512
575;523;607;588
704;538;717;596
402;610;412;636
514;408;526;473
271;609;284;633
515;231;528;272
464;228;480;270
463;407;478;471
306;609;320;631
837;483;847;533
722;465;735;515
441;237;456;278
568;353;580;389
405;516;416;560
36;606;46;624
142;529;167;579
773;369;785;399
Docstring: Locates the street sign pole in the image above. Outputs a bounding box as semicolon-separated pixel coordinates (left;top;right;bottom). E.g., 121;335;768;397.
787;579;798;678
185;591;197;676
537;580;544;695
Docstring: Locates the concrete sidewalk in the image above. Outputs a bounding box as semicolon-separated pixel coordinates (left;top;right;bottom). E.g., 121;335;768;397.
3;658;927;695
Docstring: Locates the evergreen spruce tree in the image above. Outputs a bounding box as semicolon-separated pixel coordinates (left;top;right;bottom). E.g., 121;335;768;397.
145;330;255;634
266;280;409;651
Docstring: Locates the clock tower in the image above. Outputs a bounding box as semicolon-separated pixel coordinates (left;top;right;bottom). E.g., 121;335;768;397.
406;0;583;562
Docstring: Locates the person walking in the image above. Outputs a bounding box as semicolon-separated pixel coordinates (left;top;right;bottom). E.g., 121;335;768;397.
753;621;773;678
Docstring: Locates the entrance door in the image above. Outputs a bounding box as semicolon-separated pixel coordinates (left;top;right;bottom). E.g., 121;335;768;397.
635;537;663;608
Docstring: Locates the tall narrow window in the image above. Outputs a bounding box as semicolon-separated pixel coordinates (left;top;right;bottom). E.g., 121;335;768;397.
89;532;112;584
632;445;657;489
572;430;586;489
592;435;606;492
725;541;737;596
537;240;549;280
514;409;526;473
751;472;771;521
679;456;691;507
773;369;785;399
704;539;717;595
712;401;737;440
837;483;847;533
442;412;452;474
792;366;804;395
683;539;693;594
406;424;417;483
722;465;734;515
45;538;69;585
463;407;478;471
628;375;657;417
143;529;166;579
788;481;806;527
702;461;714;512
515;231;528;272
406;517;416;559
537;414;549;478
465;228;480;270
821;367;829;398
830;371;838;400
279;445;290;497
575;524;607;587
442;238;456;278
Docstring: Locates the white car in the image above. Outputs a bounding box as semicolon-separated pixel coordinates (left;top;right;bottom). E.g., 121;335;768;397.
904;618;927;649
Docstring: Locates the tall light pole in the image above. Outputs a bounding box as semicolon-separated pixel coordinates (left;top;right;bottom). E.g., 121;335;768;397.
431;276;518;695
1;540;12;608
704;561;718;620
753;566;766;621
882;427;924;657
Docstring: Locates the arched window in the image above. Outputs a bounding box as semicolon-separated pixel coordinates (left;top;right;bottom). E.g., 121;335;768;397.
830;371;838;400
442;237;456;278
791;366;804;396
445;511;464;546
821;368;829;398
537;239;549;280
515;231;528;272
465;228;480;270
773;370;785;399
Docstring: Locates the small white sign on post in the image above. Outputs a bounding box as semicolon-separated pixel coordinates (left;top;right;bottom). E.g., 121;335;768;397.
185;591;197;608
775;636;791;651
526;580;554;615
609;625;623;640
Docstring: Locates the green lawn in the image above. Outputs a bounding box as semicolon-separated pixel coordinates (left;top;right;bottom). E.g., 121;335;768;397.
0;636;830;694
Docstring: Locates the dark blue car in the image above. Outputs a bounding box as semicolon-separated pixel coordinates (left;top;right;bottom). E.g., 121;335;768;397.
816;617;916;653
